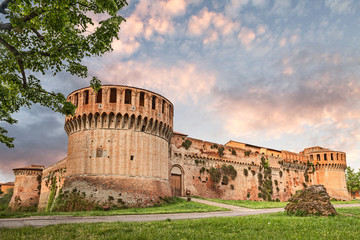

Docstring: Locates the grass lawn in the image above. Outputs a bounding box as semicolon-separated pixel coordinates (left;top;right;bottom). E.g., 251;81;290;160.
0;197;228;219
195;197;360;209
1;208;360;239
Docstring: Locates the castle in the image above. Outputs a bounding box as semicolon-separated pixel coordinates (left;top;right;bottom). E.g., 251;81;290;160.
9;85;350;211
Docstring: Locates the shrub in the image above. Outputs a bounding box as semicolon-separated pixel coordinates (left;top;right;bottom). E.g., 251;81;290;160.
244;150;251;156
302;182;307;188
304;173;309;182
274;180;278;186
211;144;218;149
222;176;229;185
209;167;222;183
218;146;225;157
221;165;237;180
182;139;192;150
230;184;234;190
251;170;256;176
0;188;13;211
200;167;206;174
279;170;283;177
243;168;248;176
247;192;250;198
231;149;237;155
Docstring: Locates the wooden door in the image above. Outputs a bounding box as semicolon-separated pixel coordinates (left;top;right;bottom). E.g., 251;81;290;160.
171;174;181;196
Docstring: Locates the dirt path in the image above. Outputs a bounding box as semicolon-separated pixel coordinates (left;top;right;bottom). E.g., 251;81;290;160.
0;199;359;228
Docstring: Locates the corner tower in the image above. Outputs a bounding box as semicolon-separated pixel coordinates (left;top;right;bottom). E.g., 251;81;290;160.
64;85;174;206
301;147;350;200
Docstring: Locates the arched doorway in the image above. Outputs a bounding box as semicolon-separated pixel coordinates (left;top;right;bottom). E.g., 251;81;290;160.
170;165;183;196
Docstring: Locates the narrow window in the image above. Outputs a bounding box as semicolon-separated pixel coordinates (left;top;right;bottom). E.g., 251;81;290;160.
162;100;165;113
317;154;320;161
110;88;117;103
152;96;156;109
130;155;134;161
83;90;89;105
74;93;78;106
331;153;333;160
337;153;339;160
125;89;131;104
169;105;172;118
139;92;145;107
324;154;327;161
96;89;102;103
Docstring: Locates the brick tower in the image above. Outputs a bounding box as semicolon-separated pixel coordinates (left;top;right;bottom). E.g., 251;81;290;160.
63;85;174;206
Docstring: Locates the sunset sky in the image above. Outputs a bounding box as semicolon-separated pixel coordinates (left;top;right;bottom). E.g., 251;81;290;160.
1;0;360;182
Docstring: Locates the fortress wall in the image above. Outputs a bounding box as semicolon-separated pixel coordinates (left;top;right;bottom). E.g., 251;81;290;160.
62;85;173;207
9;166;43;210
38;158;67;211
170;134;307;201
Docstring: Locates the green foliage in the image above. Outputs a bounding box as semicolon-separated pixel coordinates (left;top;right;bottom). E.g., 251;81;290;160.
0;188;13;211
221;165;237;180
199;167;206;174
230;184;234;190
247;192;250;198
258;156;273;201
279;170;283;178
218;146;224;157
209;167;222;183
346;166;360;193
243;168;248;176
210;144;218;149
244;150;251;156
251;169;256;176
221;175;229;185
302;182;307;188
182;139;192;150
274;180;278;186
45;176;57;212
231;149;236;155
304;172;309;182
0;0;128;147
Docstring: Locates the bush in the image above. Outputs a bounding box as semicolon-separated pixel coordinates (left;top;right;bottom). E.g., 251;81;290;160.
231;149;237;155
0;188;13;211
230;184;234;190
279;171;283;177
243;168;248;176
218;147;225;157
244;150;251;156
251;170;256;176
51;189;102;212
182;139;192;150
209;167;222;183
222;176;229;185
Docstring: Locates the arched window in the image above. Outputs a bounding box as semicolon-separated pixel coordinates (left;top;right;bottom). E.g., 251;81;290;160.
139;92;145;107
324;154;327;161
317;154;320;161
125;89;131;104
152;96;156;109
96;89;102;103
110;88;117;103
83;90;89;105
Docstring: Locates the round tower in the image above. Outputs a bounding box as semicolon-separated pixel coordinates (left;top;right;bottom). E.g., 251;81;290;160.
9;165;44;211
302;147;350;200
64;85;174;206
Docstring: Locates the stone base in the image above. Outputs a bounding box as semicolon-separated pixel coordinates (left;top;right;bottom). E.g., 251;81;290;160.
60;175;172;207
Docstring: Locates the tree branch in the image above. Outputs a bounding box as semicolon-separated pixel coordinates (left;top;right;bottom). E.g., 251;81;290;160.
31;28;45;41
0;8;45;31
0;36;27;87
0;0;12;14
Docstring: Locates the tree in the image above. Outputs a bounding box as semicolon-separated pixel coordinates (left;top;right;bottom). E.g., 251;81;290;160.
345;166;360;194
0;0;127;147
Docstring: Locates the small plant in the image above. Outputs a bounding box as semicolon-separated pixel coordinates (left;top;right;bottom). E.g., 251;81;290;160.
209;167;222;183
302;182;307;188
276;187;280;192
286;168;290;173
251;170;256;176
222;176;229;185
195;159;199;165
244;150;251;156
230;184;234;190
247;192;250;198
200;167;206;174
108;196;114;201
231;149;237;155
182;139;192;150
279;170;283;178
243;168;249;176
211;144;218;149
218;146;225;157
274;180;278;186
304;172;309;182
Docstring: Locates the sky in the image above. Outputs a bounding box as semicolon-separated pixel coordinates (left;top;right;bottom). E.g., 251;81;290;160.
1;0;360;182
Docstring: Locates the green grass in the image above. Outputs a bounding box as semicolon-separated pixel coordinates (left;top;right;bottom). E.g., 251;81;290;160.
0;197;228;219
194;197;287;209
2;210;360;239
195;197;360;209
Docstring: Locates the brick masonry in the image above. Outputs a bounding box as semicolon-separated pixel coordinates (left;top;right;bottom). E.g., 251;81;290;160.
9;85;350;211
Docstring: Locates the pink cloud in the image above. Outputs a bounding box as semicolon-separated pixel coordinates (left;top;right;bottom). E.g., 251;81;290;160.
238;27;256;46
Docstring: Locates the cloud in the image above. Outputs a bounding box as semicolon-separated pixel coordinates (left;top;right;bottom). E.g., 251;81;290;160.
238;27;256;46
325;0;355;14
92;60;217;103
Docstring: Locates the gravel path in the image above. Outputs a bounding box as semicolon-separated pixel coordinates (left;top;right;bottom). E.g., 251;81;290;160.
0;199;359;228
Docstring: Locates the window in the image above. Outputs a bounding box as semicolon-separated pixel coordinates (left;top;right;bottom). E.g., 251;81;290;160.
110;88;117;103
139;92;145;107
130;155;134;161
324;154;327;161
96;148;103;157
152;96;156;109
331;153;333;160
83;90;89;105
162;100;165;113
317;154;320;161
125;89;131;104
337;153;339;160
74;93;78;106
96;89;102;103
